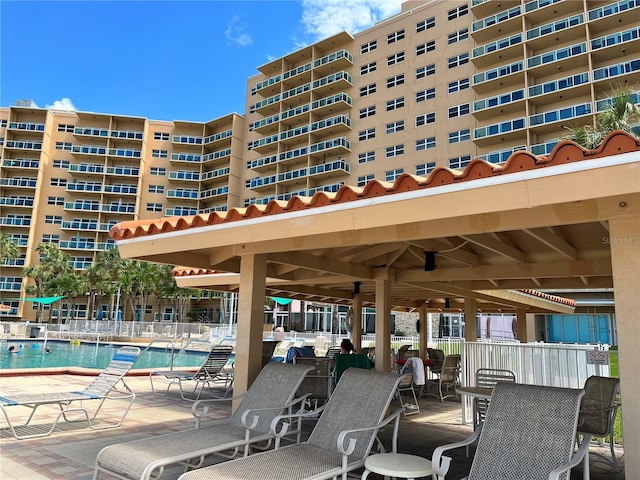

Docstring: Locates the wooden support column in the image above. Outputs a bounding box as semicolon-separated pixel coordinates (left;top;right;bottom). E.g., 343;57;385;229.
464;297;478;341
234;253;267;408
609;216;640;480
515;308;534;342
352;284;363;352
419;304;428;358
374;273;391;372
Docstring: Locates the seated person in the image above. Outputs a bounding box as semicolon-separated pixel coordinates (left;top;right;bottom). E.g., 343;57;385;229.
340;338;355;354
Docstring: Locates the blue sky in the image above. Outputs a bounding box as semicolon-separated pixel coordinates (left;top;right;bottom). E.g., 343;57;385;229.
1;1;403;122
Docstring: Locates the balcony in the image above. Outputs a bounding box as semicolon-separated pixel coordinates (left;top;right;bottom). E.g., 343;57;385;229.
472;33;523;69
0;215;31;227
308;159;350;178
64;201;101;212
170;152;202;164
527;72;591;105
588;0;640;35
203;129;232;147
110;129;143;141
247;134;279;154
246;174;277;192
200;185;229;200
172;135;203;145
107;147;142;159
472;4;522;44
105;166;140;177
473;61;524;95
473;117;527;147
312;71;352;97
61;220;99;231
249;114;280;134
590;27;640;64
200;166;230;182
101;202;136;214
166;188;199;200
0;196;34;208
103;184;138;195
246;154;278;173
0;177;37;189
202;148;231;165
8;122;45;132
473;89;526;120
165;206;198;217
308;137;350;160
71;144;107;157
4;140;42;151
169;170;201;182
310;114;351;135
74;127;109;138
529;102;592;135
66;182;103;194
312;49;353;76
526;42;588;78
1;158;39;169
68;163;105;177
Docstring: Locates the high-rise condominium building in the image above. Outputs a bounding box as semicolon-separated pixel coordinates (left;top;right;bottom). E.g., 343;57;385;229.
1;0;639;321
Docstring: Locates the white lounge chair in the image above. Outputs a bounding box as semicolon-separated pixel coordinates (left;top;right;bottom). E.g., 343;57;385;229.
0;345;140;439
176;369;405;480
149;345;234;401
93;362;313;480
432;382;590;480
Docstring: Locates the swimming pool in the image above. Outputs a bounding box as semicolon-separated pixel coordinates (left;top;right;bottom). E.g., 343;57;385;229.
0;341;210;370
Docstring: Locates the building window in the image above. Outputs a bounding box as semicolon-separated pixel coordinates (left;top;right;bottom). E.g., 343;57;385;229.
386;74;405;88
416;88;436;103
50;178;67;187
360;83;377;96
386;97;405;111
448;52;469;68
448;28;469;44
448;78;470;93
386;144;405;158
47;196;64;206
358;151;375;164
360;62;377;75
152;149;168;158
52;159;70;169
148;185;165;194
358;128;376;141
146;203;163;212
386;121;405;134
449;129;471;144
449;155;471;169
448;103;470;118
153;132;170;141
448;4;469;20
361;40;377;54
416;162;436;175
416;64;435;79
45;215;62;224
150;167;166;176
55;141;72;151
388;29;405;44
416;137;436;151
359;105;376;118
42;234;60;244
385;168;404;181
416;112;436;127
387;52;405;66
416;17;435;32
57;124;74;132
357;174;374;187
416;40;436;56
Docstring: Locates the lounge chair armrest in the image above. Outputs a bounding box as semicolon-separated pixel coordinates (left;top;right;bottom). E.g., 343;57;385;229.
240;395;310;430
270;402;327;438
431;429;480;479
548;434;591;480
192;392;246;426
336;408;404;456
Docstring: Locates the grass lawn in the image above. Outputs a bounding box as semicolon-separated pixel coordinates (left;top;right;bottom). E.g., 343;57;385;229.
609;349;623;445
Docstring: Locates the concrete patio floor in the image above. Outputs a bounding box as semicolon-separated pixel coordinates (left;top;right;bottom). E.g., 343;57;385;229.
0;373;624;479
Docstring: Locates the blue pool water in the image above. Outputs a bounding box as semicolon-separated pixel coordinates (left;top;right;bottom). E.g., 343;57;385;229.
1;341;210;370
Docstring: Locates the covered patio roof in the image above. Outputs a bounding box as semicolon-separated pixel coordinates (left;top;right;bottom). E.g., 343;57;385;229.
110;131;640;478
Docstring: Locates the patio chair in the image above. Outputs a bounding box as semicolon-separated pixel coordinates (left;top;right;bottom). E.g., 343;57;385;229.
94;362;313;480
0;346;140;440
293;356;333;409
175;368;404;480
149;345;234;401
432;382;590;480
425;354;460;402
426;348;445;379
577;375;621;470
473;368;516;429
324;345;342;359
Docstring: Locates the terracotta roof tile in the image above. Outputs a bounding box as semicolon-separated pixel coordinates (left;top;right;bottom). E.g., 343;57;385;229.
518;289;576;307
109;131;640;241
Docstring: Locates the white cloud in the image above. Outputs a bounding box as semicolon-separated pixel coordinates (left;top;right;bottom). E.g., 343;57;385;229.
225;15;253;46
45;97;77;111
300;0;403;41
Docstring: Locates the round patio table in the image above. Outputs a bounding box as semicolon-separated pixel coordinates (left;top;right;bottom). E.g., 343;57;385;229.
361;453;433;480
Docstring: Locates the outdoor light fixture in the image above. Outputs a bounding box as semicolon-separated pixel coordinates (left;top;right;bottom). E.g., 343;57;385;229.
445;298;451;309
353;281;361;295
424;251;436;271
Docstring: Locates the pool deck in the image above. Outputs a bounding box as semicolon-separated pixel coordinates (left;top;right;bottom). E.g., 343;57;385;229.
0;373;625;480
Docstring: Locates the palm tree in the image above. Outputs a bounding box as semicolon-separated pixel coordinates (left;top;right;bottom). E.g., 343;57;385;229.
0;233;20;260
564;84;640;149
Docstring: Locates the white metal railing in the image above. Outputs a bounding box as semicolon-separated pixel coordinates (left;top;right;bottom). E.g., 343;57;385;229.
459;340;611;424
